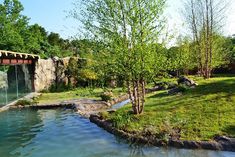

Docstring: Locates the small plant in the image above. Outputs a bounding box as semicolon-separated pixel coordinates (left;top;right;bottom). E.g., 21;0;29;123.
155;120;174;143
111;112;132;129
32;97;39;105
15;99;32;106
100;90;113;101
99;111;109;120
162;83;169;90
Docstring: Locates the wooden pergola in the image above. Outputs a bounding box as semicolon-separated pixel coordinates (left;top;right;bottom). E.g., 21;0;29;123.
0;50;40;65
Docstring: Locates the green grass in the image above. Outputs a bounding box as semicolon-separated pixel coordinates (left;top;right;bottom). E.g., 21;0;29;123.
109;76;235;141
37;87;126;104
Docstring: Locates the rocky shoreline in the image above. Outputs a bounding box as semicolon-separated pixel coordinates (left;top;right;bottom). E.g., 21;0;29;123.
9;94;129;118
89;114;235;152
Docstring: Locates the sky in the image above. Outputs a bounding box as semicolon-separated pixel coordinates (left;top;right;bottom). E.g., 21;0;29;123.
0;0;235;39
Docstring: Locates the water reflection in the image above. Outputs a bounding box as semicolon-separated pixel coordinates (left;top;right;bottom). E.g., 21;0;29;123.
0;65;34;106
0;109;43;157
128;145;235;157
129;145;146;157
0;109;234;157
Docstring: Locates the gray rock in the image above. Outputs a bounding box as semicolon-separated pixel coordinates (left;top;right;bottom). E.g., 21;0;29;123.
177;76;197;87
168;88;182;95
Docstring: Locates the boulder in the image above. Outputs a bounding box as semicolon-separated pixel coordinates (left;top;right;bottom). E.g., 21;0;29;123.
177;76;198;87
146;82;177;93
168;88;182;95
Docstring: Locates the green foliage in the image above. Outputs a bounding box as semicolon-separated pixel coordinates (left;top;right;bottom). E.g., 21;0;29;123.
0;0;75;58
111;111;133;129
166;36;195;75
71;0;167;114
79;69;98;81
15;99;32;106
155;120;173;142
171;34;233;76
48;83;71;93
177;84;189;93
108;76;235;140
65;57;99;87
210;35;231;68
23;24;48;55
99;111;110;120
37;87;125;104
48;32;63;46
66;57;79;79
100;91;113;101
70;39;105;57
0;0;28;52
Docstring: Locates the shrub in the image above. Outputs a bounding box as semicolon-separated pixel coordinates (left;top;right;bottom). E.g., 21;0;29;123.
162;83;169;90
15;99;32;106
48;83;71;93
100;91;113;101
111;112;132;129
99;111;109;120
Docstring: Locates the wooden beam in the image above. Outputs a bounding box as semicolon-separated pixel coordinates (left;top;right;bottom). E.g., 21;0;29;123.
0;58;34;65
0;50;40;59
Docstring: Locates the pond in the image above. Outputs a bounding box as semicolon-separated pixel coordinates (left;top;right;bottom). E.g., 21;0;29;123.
0;109;234;157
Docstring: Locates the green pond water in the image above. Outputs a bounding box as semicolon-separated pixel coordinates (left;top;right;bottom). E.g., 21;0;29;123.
0;108;234;157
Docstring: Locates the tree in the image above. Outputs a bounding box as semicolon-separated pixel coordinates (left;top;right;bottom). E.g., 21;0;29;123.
183;0;229;78
48;32;64;46
0;0;76;58
23;24;48;55
0;0;28;52
167;36;196;76
71;0;166;114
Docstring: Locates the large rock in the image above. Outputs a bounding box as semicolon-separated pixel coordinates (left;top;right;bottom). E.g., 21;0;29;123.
34;59;56;92
177;76;198;87
34;57;76;92
168;88;182;95
168;76;197;95
146;82;177;93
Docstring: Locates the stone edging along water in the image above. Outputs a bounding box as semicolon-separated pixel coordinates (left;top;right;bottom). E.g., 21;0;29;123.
6;93;235;152
8;94;130;117
89;114;235;152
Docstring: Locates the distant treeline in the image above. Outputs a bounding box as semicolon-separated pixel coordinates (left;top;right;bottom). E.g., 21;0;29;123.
0;0;105;59
1;0;235;76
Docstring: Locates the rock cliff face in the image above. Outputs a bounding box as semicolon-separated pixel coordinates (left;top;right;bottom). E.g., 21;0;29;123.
34;57;72;92
34;59;56;92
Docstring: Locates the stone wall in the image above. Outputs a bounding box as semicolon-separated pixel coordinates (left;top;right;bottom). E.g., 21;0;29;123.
34;59;56;92
34;57;71;92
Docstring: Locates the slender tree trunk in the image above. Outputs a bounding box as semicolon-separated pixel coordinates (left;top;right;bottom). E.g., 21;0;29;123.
191;0;203;77
205;0;210;79
209;0;213;78
140;79;145;113
127;80;138;114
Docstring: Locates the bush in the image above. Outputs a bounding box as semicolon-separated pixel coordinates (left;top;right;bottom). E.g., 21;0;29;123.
111;112;132;129
99;111;109;120
162;83;169;90
156;120;173;143
100;91;113;101
15;99;32;106
48;83;71;93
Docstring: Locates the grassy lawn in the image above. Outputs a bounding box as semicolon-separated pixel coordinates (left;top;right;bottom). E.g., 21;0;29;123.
37;87;126;104
108;76;235;141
